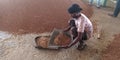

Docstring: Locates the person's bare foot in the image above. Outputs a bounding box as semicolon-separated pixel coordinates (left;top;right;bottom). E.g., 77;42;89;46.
108;13;116;17
77;43;87;51
88;3;93;6
97;6;101;9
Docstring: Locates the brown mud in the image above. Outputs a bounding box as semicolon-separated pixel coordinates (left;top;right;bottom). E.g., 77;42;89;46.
0;0;93;34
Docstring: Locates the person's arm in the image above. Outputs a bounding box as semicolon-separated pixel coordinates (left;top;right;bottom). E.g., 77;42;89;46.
64;20;75;32
63;26;71;32
66;17;86;48
59;32;83;49
68;32;83;47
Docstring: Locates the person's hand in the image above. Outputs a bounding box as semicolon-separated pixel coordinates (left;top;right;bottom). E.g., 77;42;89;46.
59;46;70;49
62;29;67;32
64;46;70;49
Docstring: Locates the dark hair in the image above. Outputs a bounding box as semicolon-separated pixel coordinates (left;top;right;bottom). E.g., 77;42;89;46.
68;4;82;14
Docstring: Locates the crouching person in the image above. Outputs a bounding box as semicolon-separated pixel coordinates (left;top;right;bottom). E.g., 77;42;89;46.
61;4;93;50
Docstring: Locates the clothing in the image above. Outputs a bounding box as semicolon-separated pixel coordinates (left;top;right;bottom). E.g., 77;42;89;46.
113;0;120;17
79;31;88;46
89;0;101;7
69;21;87;40
69;13;93;39
69;23;88;47
68;13;93;48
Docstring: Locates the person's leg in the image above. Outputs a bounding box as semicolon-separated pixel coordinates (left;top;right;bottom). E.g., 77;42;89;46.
113;0;120;17
79;31;87;45
89;0;94;4
71;27;78;39
77;31;87;50
103;0;107;7
69;20;78;39
96;0;101;8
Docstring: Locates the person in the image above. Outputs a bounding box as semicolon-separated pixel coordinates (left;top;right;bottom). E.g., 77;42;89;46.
60;4;93;50
109;0;120;17
89;0;101;8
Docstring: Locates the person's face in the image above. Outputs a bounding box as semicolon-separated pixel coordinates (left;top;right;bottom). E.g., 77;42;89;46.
71;13;81;19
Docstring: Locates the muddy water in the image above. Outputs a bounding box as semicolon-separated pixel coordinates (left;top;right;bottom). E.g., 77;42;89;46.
0;0;93;34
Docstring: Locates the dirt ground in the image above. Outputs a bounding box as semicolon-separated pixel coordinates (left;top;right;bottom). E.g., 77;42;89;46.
0;0;120;60
102;34;120;60
0;0;93;34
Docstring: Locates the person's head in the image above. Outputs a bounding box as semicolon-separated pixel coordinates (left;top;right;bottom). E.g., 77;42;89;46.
68;4;82;19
